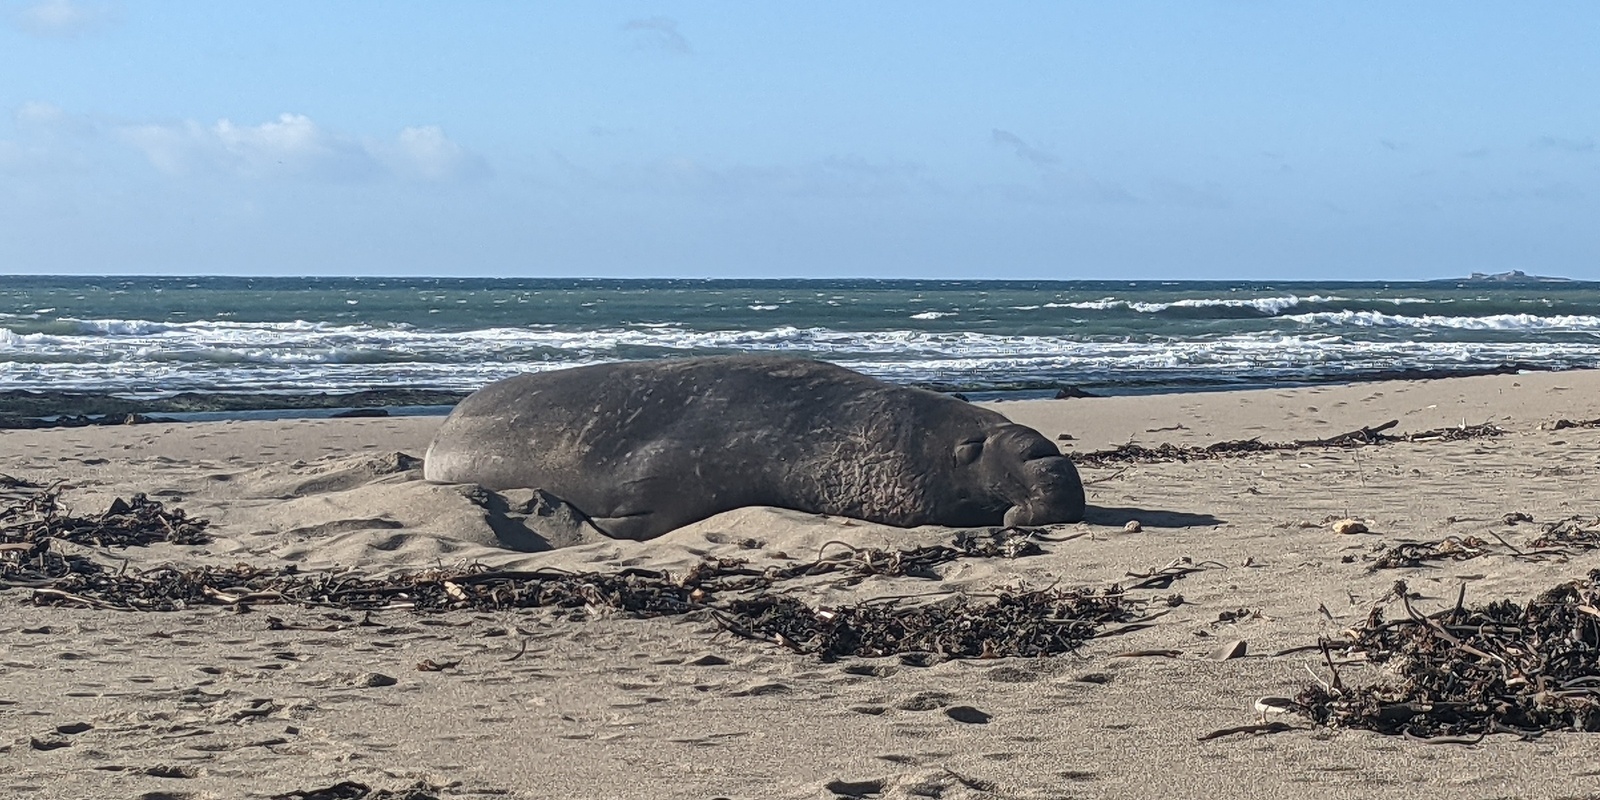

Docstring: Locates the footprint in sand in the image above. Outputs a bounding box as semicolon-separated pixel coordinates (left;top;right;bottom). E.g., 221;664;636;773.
893;691;952;711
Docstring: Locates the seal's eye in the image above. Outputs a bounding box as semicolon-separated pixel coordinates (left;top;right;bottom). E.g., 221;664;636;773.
953;438;984;465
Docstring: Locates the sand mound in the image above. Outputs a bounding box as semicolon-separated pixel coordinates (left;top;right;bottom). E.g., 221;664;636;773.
237;483;619;571
237;451;425;498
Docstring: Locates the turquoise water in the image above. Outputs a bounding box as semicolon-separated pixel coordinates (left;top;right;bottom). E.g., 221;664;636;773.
2;276;1598;396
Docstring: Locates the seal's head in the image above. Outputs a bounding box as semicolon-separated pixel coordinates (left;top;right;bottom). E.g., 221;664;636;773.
955;424;1086;526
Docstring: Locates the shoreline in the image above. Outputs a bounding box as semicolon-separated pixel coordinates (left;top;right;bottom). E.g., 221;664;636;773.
0;360;1563;429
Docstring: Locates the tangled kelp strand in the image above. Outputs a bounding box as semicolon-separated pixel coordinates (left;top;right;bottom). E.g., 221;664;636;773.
1075;420;1505;467
1529;515;1600;550
1296;574;1600;737
1365;535;1493;570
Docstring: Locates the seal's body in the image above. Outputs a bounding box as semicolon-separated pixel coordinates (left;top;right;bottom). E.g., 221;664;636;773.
424;356;1085;540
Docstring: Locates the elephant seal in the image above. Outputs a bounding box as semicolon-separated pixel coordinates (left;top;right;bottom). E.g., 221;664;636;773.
423;356;1085;541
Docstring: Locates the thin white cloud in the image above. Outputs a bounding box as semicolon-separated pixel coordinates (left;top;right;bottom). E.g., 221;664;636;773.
1532;136;1595;154
563;153;930;201
118;113;485;183
120;113;379;180
1487;182;1586;203
16;100;70;128
623;17;691;54
11;0;109;37
0;139;29;173
986;129;1147;206
0;100;95;173
991;129;1057;167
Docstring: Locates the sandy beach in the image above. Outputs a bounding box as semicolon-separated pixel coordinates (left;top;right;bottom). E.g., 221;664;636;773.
6;369;1600;799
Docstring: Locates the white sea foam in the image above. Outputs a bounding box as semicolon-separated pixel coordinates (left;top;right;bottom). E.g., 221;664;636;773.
1052;298;1116;310
2;316;1597;365
909;311;956;320
1284;311;1600;331
1057;294;1345;315
2;313;1597;394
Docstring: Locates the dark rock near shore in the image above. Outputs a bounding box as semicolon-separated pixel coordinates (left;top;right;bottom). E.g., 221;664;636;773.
330;408;391;418
1356;362;1551;382
0;388;470;429
0;412;179;430
1054;386;1101;399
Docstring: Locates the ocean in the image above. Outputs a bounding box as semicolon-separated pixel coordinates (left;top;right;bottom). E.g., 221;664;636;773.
2;275;1598;401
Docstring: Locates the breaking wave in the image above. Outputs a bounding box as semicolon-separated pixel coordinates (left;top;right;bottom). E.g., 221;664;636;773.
4;276;1600;396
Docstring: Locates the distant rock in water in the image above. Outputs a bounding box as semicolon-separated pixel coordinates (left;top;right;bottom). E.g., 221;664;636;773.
1458;270;1572;283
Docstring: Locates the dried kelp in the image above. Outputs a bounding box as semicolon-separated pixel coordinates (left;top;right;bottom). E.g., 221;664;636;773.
755;527;1047;584
1;486;212;587
1529;516;1600;550
1075;420;1505;467
1073;439;1278;466
1367;535;1492;570
6;483;1154;660
1546;418;1600;431
1297;575;1600;737
33;563;1143;659
270;782;443;800
952;527;1047;558
0;485;210;548
35;563;709;615
26;528;1157;660
715;588;1131;661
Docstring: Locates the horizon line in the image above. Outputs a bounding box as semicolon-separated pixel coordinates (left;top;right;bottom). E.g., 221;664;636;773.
0;271;1580;283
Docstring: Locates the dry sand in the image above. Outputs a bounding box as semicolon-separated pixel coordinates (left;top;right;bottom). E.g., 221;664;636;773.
6;370;1600;799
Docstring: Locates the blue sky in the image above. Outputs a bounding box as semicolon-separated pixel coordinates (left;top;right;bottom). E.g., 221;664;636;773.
1;2;1596;279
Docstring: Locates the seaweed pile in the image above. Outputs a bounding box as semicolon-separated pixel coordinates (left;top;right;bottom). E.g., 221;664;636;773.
3;485;1156;661
30;555;1144;661
270;781;443;800
1530;515;1600;550
1297;575;1600;738
1075;419;1505;467
1546;417;1600;431
716;589;1130;661
1364;535;1494;570
1;482;211;587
